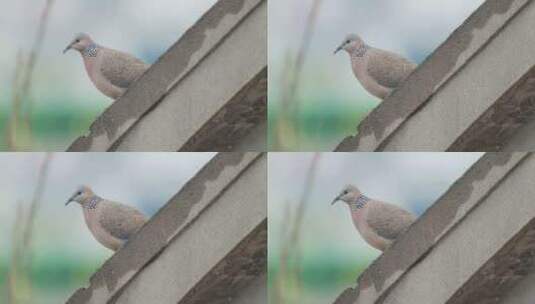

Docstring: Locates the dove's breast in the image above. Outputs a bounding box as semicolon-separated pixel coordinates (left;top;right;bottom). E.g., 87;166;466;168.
350;205;391;251
83;208;124;251
83;55;124;99
351;56;392;99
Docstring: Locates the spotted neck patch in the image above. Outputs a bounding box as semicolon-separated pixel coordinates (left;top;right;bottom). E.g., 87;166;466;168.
350;195;370;212
83;44;98;58
353;45;368;58
85;196;102;210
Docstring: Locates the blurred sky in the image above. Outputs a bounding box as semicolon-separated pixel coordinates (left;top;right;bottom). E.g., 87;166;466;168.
269;0;486;101
0;152;215;263
0;0;217;108
268;152;483;302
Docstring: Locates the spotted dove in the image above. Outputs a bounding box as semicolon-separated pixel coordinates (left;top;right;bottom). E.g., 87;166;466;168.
332;184;416;251
65;185;147;251
64;33;149;100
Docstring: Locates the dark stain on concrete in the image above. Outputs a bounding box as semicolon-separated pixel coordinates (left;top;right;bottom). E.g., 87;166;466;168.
335;135;361;152
67;0;260;152
178;220;267;304
447;218;535;304
66;152;262;303
448;66;535;151
179;68;267;152
333;287;359;304
332;153;524;304
335;0;523;152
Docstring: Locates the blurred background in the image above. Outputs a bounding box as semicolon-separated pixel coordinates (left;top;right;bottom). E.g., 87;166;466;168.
268;0;485;151
0;152;215;304
268;152;483;303
0;0;217;151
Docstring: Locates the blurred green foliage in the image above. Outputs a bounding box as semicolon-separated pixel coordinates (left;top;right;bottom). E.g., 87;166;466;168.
268;249;372;303
268;92;376;151
1;254;101;304
30;255;95;289
0;100;103;151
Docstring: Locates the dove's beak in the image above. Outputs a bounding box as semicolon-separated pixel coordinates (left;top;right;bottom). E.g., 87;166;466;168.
63;42;74;54
331;194;342;205
65;193;76;206
334;45;343;55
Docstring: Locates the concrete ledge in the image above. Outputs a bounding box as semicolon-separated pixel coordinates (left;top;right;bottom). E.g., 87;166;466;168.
179;220;267;304
336;0;534;152
179;68;267;152
497;255;535;304
447;219;535;304
67;0;267;152
448;66;535;151
66;152;267;304
334;152;535;303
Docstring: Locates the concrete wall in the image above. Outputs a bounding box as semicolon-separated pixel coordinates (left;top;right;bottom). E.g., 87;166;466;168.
499;271;535;304
232;274;267;304
66;153;267;304
68;0;267;152
502;112;535;151
334;153;535;304
336;0;535;152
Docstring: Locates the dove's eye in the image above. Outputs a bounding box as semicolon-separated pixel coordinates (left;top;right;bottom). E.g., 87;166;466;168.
75;39;80;43
346;40;350;44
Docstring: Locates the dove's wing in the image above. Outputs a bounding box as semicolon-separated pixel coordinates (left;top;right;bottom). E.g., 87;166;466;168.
100;48;149;89
367;48;416;89
98;201;147;241
366;200;416;241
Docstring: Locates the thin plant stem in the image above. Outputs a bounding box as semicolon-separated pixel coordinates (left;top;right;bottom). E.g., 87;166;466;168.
276;0;323;150
22;153;53;251
6;0;55;150
6;153;54;304
6;52;25;151
21;0;56;129
7;203;25;304
277;153;322;302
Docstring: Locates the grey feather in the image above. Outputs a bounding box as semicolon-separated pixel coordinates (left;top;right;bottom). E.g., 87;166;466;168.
100;48;149;89
367;48;416;89
366;200;416;241
98;201;147;241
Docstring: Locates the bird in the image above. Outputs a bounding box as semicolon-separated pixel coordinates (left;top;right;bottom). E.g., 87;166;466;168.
331;184;416;252
63;33;149;100
65;185;147;251
334;34;416;100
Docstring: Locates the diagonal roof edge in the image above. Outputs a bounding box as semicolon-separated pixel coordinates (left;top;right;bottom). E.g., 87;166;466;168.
336;0;529;152
67;0;265;152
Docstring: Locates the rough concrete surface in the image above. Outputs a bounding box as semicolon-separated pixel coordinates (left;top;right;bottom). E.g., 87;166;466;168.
110;154;266;304
179;68;267;152
381;0;535;151
68;0;266;152
336;0;532;152
66;152;267;304
498;257;535;304
333;153;535;304
447;219;535;304
178;220;267;304
231;273;267;304
378;155;535;303
449;66;535;151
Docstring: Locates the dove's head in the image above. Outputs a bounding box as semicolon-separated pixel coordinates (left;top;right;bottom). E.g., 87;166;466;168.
332;184;362;205
334;34;365;55
63;33;94;54
66;185;94;206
